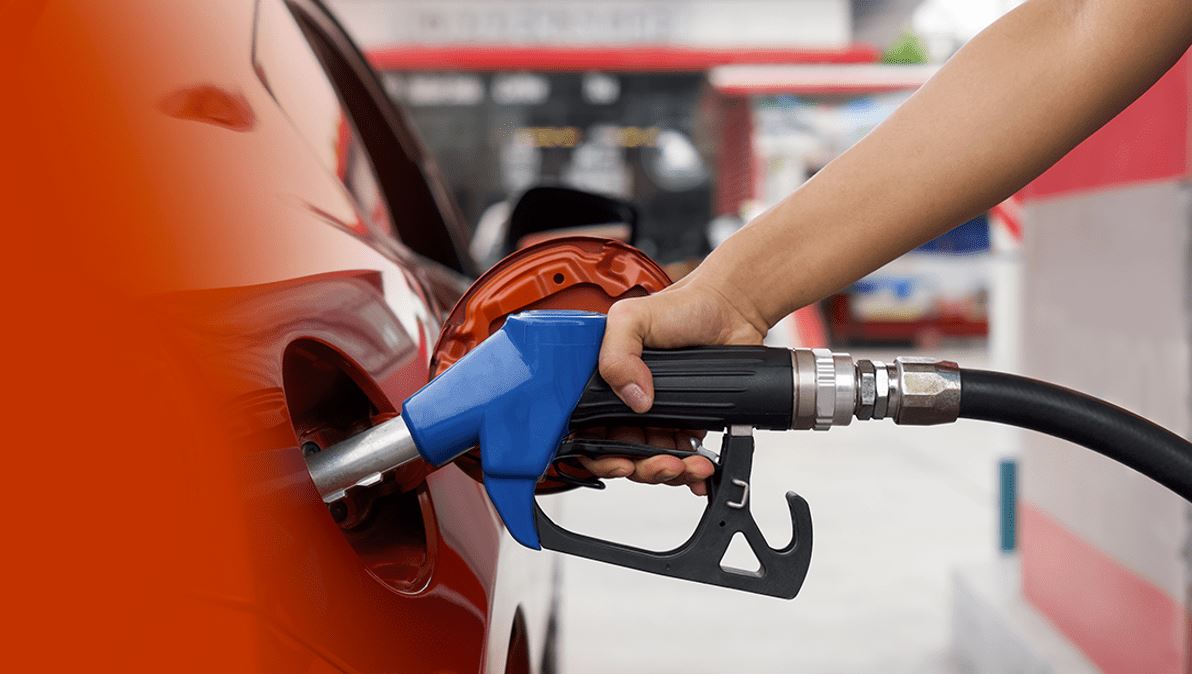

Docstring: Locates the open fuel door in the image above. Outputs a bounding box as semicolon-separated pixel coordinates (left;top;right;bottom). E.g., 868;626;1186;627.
431;236;672;490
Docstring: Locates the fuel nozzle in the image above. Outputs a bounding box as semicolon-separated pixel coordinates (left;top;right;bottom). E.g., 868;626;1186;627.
305;344;964;508
300;310;966;600
307;311;607;548
298;309;1192;601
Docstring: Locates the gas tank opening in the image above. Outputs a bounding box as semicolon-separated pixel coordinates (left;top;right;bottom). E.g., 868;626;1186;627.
282;339;437;594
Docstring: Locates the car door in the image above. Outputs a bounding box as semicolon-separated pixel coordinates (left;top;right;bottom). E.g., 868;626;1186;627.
200;0;510;670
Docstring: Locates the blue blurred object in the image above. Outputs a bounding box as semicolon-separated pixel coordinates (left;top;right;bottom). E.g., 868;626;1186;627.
999;458;1018;553
916;214;990;254
851;276;916;300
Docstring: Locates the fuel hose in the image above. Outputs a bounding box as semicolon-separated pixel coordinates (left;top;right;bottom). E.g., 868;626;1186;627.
573;350;1192;503
958;369;1192;502
569;350;1192;503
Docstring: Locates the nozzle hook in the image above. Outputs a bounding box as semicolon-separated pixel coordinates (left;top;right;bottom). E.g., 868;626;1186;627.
535;426;813;599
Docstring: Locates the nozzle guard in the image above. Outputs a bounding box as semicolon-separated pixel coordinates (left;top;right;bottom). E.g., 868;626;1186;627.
401;311;606;548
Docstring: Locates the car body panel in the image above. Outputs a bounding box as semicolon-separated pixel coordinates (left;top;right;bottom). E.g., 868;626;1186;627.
5;1;543;671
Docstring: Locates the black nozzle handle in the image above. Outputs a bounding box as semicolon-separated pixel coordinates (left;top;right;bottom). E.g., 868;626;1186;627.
569;346;794;431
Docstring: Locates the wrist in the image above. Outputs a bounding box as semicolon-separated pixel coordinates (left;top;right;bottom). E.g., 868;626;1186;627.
697;184;865;327
682;247;775;338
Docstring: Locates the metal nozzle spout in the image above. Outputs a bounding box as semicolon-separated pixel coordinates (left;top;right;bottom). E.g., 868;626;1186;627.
304;415;422;503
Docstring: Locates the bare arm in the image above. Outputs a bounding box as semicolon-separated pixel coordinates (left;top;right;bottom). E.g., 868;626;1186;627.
586;0;1192;488
704;0;1192;328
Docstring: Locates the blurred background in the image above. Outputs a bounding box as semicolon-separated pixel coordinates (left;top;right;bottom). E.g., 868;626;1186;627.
324;1;1190;671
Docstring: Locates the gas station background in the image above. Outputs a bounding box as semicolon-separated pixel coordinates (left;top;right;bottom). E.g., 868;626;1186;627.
334;0;992;345
327;2;1192;670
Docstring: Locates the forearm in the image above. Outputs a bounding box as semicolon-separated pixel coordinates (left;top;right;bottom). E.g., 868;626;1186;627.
695;0;1192;328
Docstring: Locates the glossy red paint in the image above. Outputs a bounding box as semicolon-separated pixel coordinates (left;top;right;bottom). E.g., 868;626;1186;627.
158;85;257;132
3;0;539;670
157;271;497;671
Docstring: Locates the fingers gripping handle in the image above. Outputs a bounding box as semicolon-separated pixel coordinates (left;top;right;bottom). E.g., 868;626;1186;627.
570;346;795;431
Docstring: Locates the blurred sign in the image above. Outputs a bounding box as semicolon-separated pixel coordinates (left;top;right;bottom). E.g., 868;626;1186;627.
582;73;621;105
518;127;583;148
331;0;850;50
492;73;551;105
407;3;674;44
395;74;485;105
516;126;659;149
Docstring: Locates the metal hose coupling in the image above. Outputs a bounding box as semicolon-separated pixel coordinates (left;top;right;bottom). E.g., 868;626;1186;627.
790;349;961;429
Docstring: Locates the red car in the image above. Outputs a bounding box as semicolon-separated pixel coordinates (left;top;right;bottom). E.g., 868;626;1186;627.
6;0;658;671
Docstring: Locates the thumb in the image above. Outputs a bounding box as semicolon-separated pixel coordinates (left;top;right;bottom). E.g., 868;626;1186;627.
599;300;654;413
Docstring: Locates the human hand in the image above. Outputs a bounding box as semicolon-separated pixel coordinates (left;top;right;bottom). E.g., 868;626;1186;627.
577;279;770;494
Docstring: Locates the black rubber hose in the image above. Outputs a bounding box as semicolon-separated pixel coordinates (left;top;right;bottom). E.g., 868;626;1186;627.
959;369;1192;502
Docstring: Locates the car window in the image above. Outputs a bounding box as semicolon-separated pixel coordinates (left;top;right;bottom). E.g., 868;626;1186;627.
253;0;394;238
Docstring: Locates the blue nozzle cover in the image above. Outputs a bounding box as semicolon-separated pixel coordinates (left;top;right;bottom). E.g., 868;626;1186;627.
400;310;606;548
